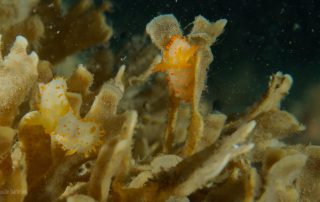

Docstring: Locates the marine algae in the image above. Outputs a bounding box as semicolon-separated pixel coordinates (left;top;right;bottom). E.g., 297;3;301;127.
0;1;319;202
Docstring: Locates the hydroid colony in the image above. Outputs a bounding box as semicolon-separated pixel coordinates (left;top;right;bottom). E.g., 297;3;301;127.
0;1;319;202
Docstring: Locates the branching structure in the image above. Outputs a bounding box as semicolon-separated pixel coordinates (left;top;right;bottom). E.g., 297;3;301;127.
0;3;319;201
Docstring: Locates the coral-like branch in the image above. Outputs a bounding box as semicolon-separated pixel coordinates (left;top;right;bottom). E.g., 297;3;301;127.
0;35;38;126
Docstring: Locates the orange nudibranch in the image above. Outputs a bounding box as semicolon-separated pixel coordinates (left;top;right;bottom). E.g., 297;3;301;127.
152;35;198;102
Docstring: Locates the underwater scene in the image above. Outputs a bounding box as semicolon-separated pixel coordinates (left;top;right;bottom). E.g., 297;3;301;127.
0;0;319;201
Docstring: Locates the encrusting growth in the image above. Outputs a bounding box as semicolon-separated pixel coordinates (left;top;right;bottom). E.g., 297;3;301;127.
0;35;39;126
22;77;104;156
20;64;127;158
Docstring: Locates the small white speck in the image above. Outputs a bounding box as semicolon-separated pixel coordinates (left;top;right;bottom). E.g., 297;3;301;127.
293;23;301;31
120;56;127;62
233;144;239;149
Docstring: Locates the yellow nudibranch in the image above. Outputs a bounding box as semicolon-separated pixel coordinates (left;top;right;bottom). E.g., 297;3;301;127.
23;78;103;156
152;35;198;102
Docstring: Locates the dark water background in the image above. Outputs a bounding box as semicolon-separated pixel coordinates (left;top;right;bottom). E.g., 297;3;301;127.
106;0;320;115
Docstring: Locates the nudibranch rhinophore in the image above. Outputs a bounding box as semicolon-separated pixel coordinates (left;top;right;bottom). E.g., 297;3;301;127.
22;78;103;156
152;35;198;102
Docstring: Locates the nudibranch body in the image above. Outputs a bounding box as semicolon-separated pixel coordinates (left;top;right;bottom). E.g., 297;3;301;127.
25;78;103;156
152;35;198;102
